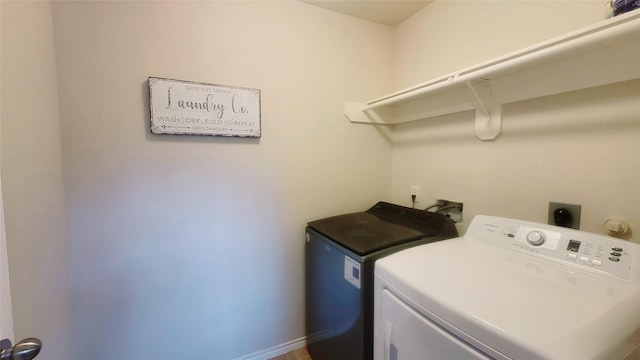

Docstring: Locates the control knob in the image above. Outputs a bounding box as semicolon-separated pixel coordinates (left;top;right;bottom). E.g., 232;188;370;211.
526;231;546;246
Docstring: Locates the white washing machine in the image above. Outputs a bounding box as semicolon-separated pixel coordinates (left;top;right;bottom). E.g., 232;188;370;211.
374;215;640;360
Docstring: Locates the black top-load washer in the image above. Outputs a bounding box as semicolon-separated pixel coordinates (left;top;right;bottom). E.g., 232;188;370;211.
305;201;458;360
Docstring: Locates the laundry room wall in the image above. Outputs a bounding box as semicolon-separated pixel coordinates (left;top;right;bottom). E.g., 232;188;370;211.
3;1;393;359
389;1;640;241
1;1;71;359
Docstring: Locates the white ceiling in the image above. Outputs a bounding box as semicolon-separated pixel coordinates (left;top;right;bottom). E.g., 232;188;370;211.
299;0;433;26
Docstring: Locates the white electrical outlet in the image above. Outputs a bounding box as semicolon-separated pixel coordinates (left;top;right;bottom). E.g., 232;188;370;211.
411;185;420;196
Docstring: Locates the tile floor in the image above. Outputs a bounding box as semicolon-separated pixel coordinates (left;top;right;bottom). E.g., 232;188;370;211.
268;346;311;360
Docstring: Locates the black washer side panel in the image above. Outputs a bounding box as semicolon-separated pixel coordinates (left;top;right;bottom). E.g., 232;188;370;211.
305;230;366;360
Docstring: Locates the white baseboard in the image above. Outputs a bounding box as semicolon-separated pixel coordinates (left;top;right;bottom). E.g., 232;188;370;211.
233;336;307;360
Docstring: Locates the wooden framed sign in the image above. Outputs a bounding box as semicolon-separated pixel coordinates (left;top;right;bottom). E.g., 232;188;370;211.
149;77;261;137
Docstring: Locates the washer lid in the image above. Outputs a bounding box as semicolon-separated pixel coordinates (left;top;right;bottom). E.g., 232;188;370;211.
376;237;640;359
307;202;454;256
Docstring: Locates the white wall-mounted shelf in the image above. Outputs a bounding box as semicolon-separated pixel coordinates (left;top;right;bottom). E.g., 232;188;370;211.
345;10;640;140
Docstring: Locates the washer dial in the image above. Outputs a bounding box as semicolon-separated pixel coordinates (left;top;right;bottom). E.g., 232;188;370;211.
526;231;546;246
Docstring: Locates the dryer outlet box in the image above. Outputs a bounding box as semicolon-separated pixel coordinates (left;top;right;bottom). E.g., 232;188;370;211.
548;202;581;229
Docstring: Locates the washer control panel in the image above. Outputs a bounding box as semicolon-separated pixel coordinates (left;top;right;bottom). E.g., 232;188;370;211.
467;215;639;282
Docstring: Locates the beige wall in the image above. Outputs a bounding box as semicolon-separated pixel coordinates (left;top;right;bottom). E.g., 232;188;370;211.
1;1;71;358
50;1;392;359
389;1;640;240
392;1;604;89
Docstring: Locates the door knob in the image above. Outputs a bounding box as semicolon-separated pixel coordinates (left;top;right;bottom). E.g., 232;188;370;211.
0;338;42;360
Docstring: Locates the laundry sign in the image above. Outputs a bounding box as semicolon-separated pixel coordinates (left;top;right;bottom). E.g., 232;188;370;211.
149;77;261;137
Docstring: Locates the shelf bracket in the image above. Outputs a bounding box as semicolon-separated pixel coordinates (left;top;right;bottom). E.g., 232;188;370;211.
344;101;393;124
475;105;502;141
466;79;490;117
466;79;501;140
